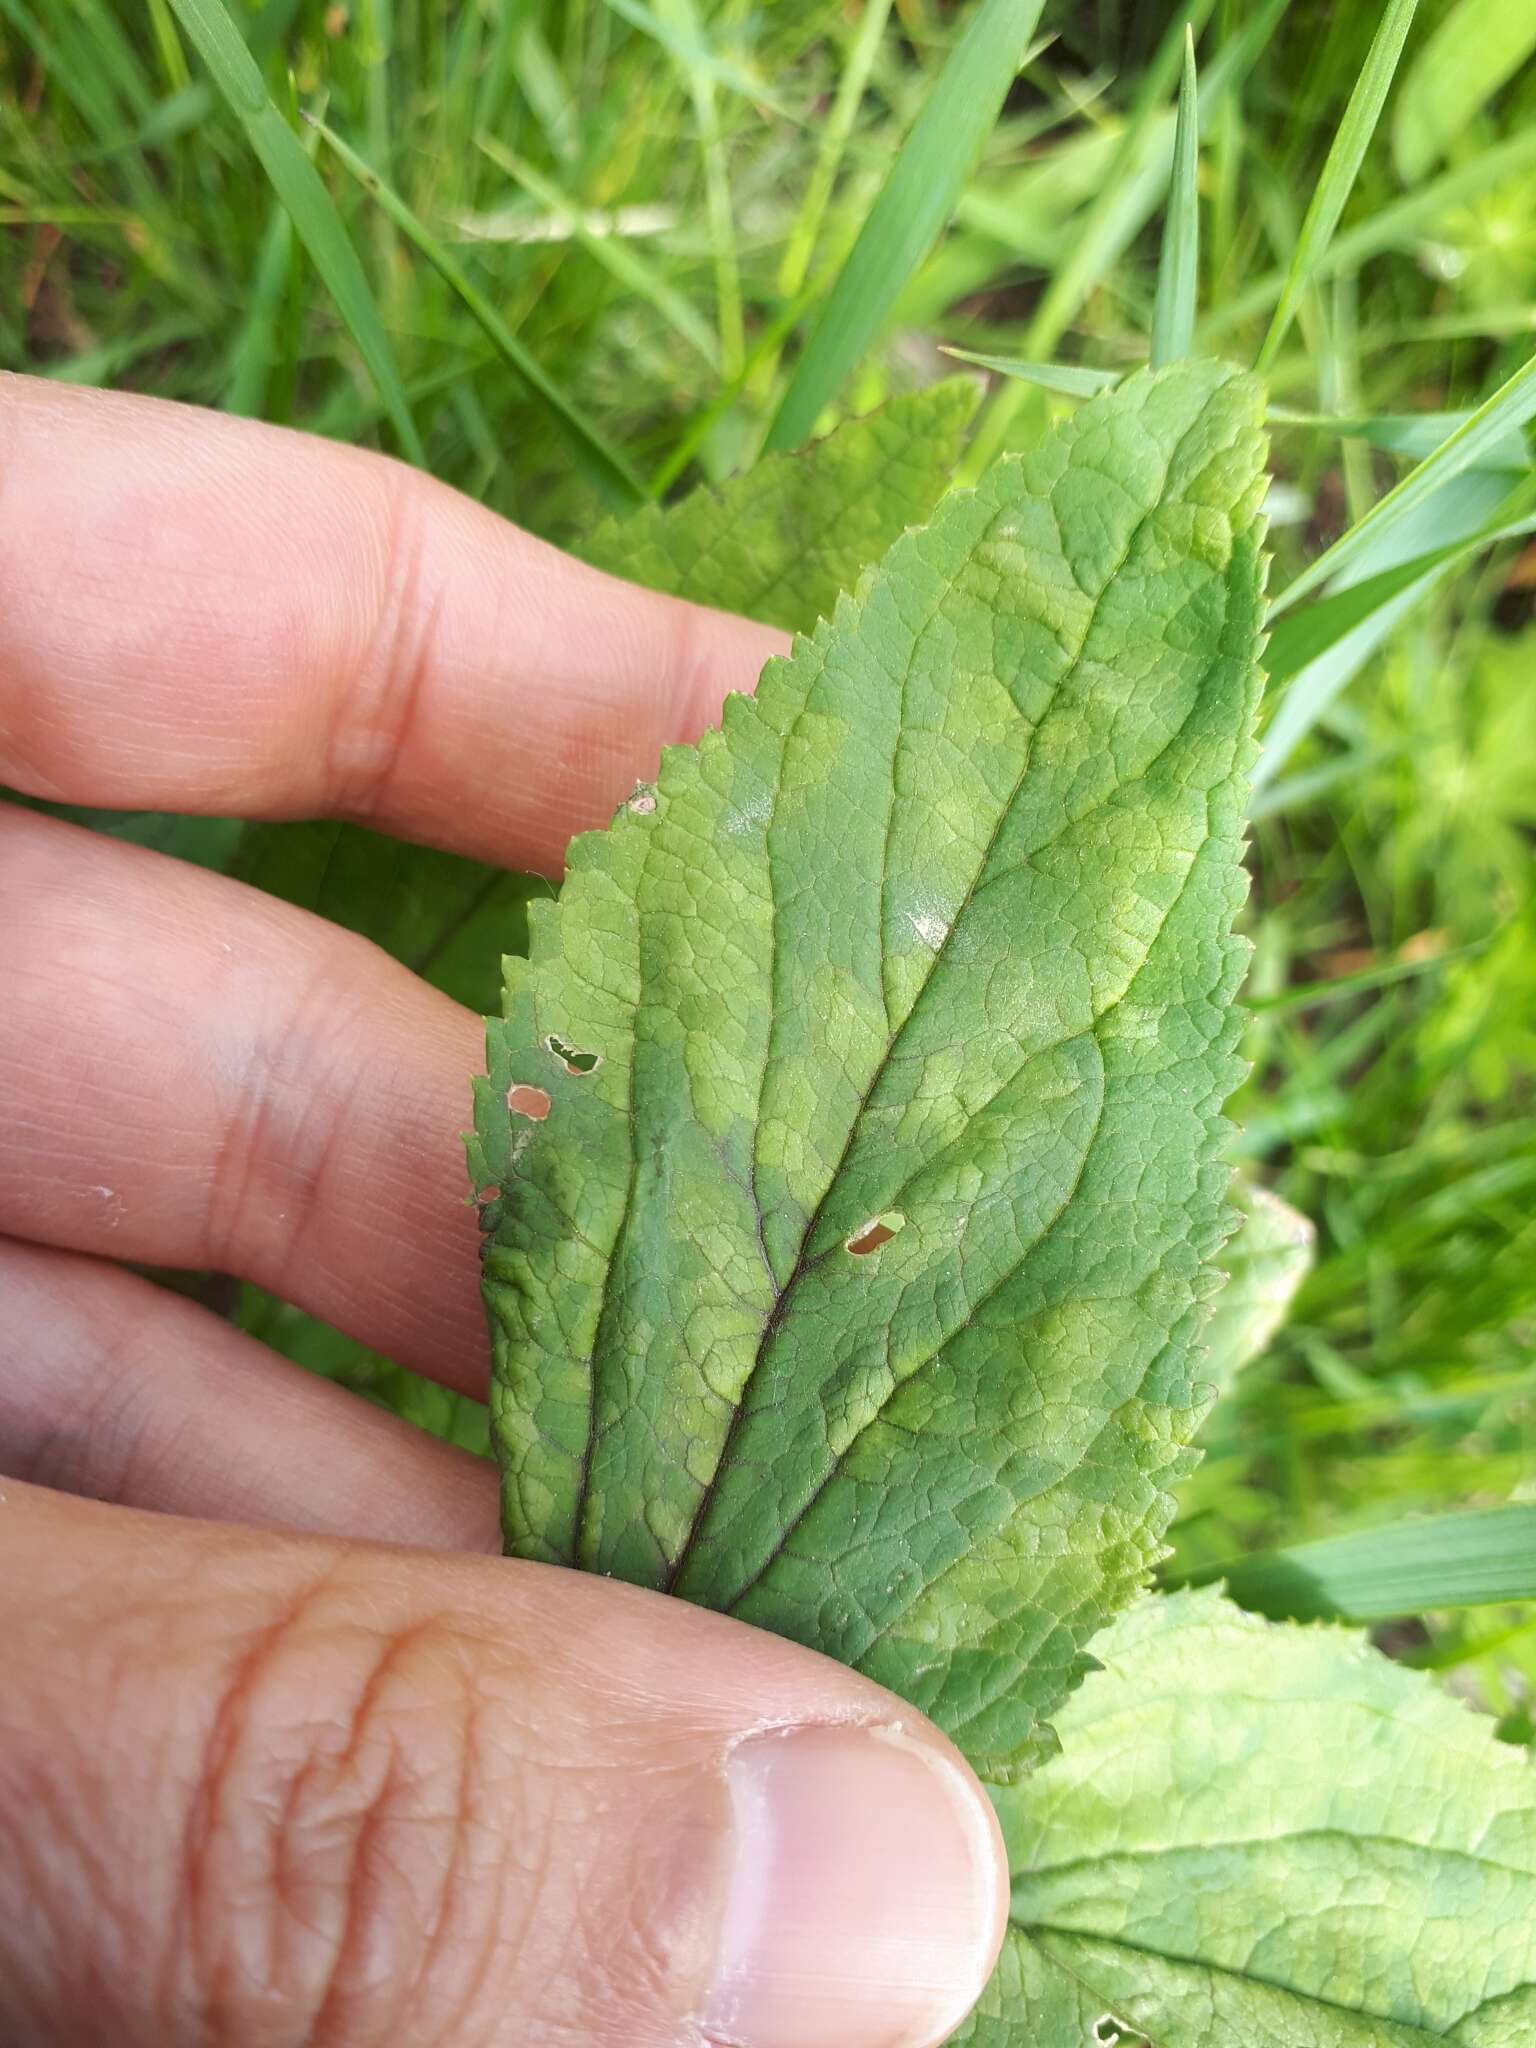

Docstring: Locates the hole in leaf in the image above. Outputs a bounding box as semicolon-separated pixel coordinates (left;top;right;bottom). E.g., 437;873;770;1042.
507;1084;551;1121
475;1185;499;1204
626;783;657;815
846;1212;905;1256
545;1033;601;1075
1092;2019;1149;2048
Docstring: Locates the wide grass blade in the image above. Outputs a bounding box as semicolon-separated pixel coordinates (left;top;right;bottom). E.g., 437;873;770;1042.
1392;0;1536;183
311;120;647;509
778;0;895;298
1254;0;1420;373
1150;27;1200;369
163;0;423;463
1269;344;1536;615
1267;496;1536;685
1193;1505;1536;1622
765;0;1046;453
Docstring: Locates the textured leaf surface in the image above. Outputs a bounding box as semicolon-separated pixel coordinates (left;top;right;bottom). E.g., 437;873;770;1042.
472;360;1267;1772
965;1587;1536;2046
579;378;979;631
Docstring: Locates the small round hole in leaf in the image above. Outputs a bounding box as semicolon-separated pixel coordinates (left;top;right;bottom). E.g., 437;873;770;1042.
507;1084;551;1121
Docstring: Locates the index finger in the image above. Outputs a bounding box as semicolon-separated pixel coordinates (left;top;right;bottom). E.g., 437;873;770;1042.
0;374;787;873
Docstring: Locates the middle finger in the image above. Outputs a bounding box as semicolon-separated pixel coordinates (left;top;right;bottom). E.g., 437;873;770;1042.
0;805;489;1392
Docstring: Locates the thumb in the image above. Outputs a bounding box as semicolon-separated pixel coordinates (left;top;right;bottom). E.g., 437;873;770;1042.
0;1483;1008;2048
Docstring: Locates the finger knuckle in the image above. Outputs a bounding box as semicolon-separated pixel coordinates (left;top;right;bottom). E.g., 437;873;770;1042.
178;1572;502;2048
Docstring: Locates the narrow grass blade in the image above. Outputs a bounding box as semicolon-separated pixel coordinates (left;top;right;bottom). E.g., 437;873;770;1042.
311;120;646;509
1255;0;1419;375
163;0;423;463
1150;27;1199;369
1204;128;1536;344
1256;473;1535;790
475;135;720;368
965;0;1277;475
1269;345;1536;615
1189;1505;1536;1622
1268;501;1536;684
1271;407;1533;468
600;0;798;119
778;0;895;298
938;349;1121;398
765;0;1046;453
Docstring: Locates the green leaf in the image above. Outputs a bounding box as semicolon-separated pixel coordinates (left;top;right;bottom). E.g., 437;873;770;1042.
1392;0;1536;184
1255;0;1421;376
1198;1504;1536;1622
1201;1180;1313;1400
162;0;423;464
580;379;980;631
1150;28;1200;371
971;1587;1536;2045
231;820;537;1014
471;361;1268;1774
765;0;1046;453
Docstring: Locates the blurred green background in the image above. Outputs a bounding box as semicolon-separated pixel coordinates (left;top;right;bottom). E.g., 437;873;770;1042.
1;0;1531;1737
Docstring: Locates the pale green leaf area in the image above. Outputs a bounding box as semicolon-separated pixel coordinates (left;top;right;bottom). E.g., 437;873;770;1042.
1200;1180;1314;1401
472;361;1267;1775
579;377;980;631
963;1587;1536;2047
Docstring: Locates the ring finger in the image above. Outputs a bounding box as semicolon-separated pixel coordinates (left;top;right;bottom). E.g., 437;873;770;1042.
0;804;489;1391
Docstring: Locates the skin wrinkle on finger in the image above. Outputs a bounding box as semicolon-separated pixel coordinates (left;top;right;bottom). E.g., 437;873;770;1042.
0;374;786;872
0;1487;1004;2048
0;1238;501;1549
0;806;490;1392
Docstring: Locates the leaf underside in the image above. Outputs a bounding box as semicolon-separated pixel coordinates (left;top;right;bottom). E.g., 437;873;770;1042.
471;360;1269;1775
967;1587;1536;2046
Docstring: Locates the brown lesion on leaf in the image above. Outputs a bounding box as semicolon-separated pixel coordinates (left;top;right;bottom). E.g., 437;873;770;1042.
506;1084;551;1121
845;1212;905;1256
545;1033;601;1075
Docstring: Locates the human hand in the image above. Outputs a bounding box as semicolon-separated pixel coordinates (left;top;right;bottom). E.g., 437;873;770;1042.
0;375;1007;2048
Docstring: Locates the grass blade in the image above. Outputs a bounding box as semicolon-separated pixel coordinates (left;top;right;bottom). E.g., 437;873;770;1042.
1204;127;1536;345
162;0;423;463
1254;0;1420;374
311;120;646;509
765;0;1046;453
777;0;895;299
939;348;1120;397
1392;0;1536;183
600;0;798;120
1267;497;1536;685
474;135;720;368
1269;345;1536;615
1150;27;1200;369
1189;1505;1536;1622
